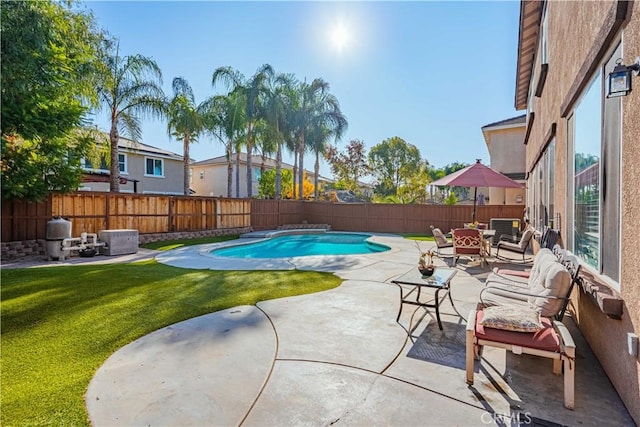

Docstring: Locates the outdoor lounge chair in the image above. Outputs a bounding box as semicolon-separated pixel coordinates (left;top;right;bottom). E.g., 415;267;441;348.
430;225;453;256
540;227;560;250
466;305;576;409
452;228;484;266
465;247;581;410
495;226;535;262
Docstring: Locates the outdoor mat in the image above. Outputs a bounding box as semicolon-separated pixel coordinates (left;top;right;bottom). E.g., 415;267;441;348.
406;302;475;370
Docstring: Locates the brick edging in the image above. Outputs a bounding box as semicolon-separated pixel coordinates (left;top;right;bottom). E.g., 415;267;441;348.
0;227;253;261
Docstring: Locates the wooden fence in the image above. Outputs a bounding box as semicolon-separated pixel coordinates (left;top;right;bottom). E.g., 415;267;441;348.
1;193;524;242
1;197;52;242
250;200;524;234
2;193;251;241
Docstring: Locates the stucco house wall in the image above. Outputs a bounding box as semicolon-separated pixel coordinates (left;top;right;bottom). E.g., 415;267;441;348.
80;138;186;195
190;154;343;199
518;0;639;421
191;163;231;197
190;154;285;198
481;116;527;206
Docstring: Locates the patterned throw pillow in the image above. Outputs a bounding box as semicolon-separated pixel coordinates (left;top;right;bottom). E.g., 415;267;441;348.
480;305;543;333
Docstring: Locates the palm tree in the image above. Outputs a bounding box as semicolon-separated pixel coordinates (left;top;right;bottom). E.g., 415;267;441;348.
166;77;203;195
262;73;298;200
253;119;276;177
293;78;347;200
199;90;246;197
306;126;332;200
212;64;274;198
96;43;164;192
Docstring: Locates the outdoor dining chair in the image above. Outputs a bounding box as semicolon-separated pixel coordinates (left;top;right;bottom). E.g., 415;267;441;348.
452;228;485;266
495;226;535;262
430;225;453;256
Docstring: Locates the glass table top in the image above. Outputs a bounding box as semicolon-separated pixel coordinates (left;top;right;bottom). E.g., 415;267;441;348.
392;267;457;288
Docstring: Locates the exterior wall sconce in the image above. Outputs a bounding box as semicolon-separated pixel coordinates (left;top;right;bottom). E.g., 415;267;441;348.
607;57;640;97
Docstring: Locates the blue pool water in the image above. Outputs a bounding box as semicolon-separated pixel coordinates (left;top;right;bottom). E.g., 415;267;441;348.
211;233;390;258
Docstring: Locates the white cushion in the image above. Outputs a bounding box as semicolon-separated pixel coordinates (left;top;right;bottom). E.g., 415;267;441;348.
527;249;557;290
528;261;571;317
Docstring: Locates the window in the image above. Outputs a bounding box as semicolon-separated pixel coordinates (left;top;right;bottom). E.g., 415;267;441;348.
118;154;127;174
253;167;261;181
567;43;621;285
573;76;601;269
547;140;555;227
540;3;549;65
528;140;555;233
145;157;164;177
527;66;536;118
82;153;127;173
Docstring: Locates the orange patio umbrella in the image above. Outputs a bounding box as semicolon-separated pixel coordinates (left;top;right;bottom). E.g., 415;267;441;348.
429;160;524;222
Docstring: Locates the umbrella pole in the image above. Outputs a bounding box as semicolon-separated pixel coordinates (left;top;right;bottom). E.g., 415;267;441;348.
472;187;478;223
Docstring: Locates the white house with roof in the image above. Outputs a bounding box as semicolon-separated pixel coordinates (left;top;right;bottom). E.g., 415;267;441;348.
79;136;186;195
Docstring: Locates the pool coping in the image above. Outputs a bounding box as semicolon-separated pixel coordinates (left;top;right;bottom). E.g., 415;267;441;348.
155;231;403;271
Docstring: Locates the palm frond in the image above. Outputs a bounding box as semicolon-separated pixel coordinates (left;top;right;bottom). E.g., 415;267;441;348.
172;77;195;104
212;66;244;92
117;112;142;142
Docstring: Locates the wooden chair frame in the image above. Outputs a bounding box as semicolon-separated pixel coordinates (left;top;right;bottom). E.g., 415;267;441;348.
466;306;576;409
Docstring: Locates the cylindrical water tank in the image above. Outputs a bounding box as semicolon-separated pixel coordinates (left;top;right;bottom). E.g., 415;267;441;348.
45;217;72;260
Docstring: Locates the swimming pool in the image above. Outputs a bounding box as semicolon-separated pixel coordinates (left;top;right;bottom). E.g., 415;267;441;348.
211;233;390;258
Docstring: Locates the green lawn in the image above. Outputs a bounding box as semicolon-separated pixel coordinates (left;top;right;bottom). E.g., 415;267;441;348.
401;233;435;242
1;260;341;425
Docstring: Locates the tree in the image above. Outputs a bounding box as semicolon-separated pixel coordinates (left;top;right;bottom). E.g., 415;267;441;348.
1;0;104;201
199;90;246;197
258;169;293;199
326;139;370;194
2;130;102;201
96;43;165;192
292;78;347;200
166;77;203;195
307;109;347;201
285;171;315;199
253;119;276;176
428;162;469;202
397;160;430;203
368;137;422;197
262;73;297;200
212;64;274;198
307;125;332;201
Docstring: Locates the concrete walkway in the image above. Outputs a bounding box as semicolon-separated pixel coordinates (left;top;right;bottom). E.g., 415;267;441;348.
84;233;633;426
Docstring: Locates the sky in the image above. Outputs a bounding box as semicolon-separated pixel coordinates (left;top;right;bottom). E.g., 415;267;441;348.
84;1;522;180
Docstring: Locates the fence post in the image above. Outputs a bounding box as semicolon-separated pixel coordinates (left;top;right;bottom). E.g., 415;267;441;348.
168;197;174;232
105;194;110;230
214;198;218;229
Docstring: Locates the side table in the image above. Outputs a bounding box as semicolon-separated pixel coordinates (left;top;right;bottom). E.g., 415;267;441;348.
391;267;458;330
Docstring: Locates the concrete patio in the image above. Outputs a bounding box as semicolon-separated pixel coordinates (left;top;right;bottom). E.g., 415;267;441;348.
78;233;633;426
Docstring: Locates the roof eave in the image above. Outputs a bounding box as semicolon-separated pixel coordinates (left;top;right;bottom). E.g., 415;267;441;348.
514;0;544;111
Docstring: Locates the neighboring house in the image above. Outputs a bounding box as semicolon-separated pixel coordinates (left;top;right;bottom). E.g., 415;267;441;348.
515;0;639;422
191;153;338;198
80;136;186;195
481;114;527;205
